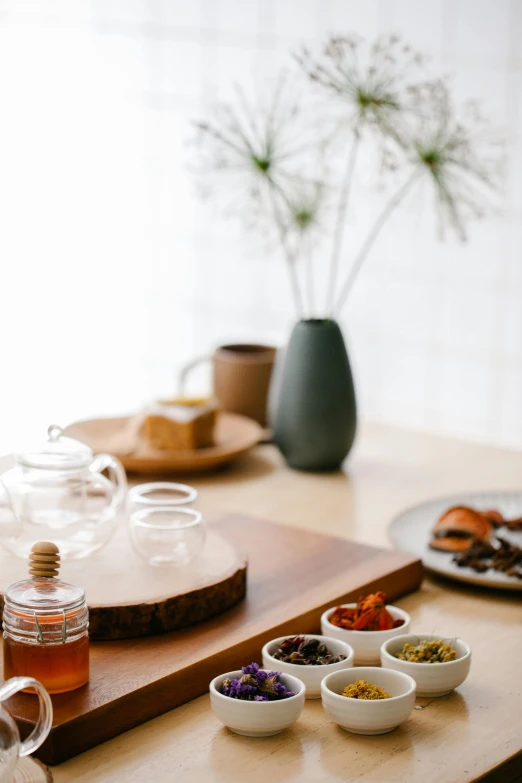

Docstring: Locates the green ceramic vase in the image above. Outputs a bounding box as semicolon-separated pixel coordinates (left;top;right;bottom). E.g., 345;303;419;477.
270;319;357;471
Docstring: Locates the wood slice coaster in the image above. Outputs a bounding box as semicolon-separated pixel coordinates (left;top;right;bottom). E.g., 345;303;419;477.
1;513;423;765
0;520;246;640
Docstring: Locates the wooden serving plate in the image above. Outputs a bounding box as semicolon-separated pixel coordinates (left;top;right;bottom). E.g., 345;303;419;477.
65;412;263;474
2;513;423;765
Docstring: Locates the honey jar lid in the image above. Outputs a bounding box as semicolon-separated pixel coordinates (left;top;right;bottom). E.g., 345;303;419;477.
3;542;88;644
4;541;85;615
5;579;85;615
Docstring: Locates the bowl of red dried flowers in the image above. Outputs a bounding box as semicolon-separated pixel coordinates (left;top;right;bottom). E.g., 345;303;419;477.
261;635;354;699
209;662;305;737
321;592;411;665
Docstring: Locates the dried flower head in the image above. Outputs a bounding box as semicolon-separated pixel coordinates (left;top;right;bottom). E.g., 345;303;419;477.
192;76;334;313
401;80;504;239
280;175;333;250
221;663;295;701
192;76;327;228
192;34;504;317
295;34;425;136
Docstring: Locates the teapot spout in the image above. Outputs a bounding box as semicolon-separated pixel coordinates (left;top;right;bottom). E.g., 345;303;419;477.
0;478;22;543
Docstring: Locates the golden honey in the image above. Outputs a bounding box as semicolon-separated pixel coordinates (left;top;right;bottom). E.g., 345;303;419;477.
2;544;90;695
3;633;89;694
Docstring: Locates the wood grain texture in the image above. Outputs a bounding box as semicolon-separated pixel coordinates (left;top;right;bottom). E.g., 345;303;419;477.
2;512;422;765
42;423;522;783
51;577;522;783
0;527;248;640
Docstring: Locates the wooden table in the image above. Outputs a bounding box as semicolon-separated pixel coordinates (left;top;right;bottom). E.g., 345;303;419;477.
47;422;522;783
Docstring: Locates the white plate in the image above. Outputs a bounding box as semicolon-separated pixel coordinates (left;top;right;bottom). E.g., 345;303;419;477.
389;491;522;591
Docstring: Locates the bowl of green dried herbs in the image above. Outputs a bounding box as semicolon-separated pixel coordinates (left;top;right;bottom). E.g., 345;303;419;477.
380;633;471;697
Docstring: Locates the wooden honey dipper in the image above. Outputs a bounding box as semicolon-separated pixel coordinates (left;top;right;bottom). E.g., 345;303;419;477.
29;541;60;579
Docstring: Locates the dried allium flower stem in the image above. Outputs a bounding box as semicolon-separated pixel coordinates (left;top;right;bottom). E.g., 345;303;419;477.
335;168;421;314
325;127;361;315
304;237;315;316
268;187;305;317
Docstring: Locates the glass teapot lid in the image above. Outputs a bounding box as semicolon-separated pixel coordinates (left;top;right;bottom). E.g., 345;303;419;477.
17;425;93;470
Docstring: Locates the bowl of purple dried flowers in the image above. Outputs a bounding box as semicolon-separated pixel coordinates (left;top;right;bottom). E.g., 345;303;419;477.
262;635;354;699
209;662;305;737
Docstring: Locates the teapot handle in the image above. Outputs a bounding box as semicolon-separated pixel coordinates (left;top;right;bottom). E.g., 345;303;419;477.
0;477;21;540
0;677;53;757
90;453;127;510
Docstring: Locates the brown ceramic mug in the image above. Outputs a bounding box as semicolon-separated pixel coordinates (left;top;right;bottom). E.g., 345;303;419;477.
178;344;276;426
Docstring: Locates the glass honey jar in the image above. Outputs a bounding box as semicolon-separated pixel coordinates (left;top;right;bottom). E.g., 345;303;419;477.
2;542;89;694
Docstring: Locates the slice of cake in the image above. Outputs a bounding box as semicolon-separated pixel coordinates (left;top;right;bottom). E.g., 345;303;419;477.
143;397;217;451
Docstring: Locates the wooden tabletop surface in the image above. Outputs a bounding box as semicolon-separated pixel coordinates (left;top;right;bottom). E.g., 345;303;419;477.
47;422;522;783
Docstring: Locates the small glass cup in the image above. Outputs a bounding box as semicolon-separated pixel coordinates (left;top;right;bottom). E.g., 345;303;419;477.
129;507;205;567
129;482;198;510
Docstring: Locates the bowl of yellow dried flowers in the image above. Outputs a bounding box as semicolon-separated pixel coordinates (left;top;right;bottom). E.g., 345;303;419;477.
380;633;471;697
321;667;416;735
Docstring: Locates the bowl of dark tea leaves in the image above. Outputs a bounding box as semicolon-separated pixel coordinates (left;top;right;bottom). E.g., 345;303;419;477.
262;635;354;699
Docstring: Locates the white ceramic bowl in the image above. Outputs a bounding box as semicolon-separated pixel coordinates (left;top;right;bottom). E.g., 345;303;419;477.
321;667;416;735
209;669;306;737
261;635;354;699
321;604;411;665
380;633;471;697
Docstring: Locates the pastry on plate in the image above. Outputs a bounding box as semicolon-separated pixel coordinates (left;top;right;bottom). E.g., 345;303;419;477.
143;397;217;451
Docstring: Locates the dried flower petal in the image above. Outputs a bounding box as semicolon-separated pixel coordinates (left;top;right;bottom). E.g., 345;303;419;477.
220;664;295;701
272;636;346;665
328;593;404;632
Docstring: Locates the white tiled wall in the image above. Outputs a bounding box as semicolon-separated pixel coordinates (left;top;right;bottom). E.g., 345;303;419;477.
0;0;521;452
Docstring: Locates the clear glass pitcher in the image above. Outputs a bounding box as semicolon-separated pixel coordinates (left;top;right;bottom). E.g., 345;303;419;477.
0;676;53;782
0;425;127;559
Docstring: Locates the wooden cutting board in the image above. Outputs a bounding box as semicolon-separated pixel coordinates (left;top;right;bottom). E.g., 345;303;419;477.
2;513;423;765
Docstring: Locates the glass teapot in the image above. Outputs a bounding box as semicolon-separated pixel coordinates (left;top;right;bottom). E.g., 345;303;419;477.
0;676;53;783
0;425;127;559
